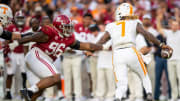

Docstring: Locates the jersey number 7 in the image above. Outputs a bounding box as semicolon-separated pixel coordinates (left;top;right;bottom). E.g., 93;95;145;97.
116;21;125;37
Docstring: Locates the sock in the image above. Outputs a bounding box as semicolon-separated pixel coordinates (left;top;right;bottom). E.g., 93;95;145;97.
28;85;39;93
21;73;27;88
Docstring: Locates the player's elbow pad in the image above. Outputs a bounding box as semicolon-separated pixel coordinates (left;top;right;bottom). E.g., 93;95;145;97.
70;40;80;49
0;30;12;40
21;32;34;38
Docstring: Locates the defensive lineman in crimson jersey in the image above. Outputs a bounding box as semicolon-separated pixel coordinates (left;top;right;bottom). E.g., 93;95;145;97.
32;25;75;61
17;15;102;101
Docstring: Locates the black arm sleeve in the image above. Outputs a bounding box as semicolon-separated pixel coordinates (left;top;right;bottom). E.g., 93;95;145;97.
21;32;34;38
70;40;80;49
0;30;12;40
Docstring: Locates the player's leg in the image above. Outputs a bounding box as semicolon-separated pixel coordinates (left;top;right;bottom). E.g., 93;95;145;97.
113;64;128;100
4;53;16;99
128;69;143;101
20;48;60;101
53;57;64;100
18;53;27;89
131;47;152;100
5;74;13;99
112;49;129;101
25;69;43;101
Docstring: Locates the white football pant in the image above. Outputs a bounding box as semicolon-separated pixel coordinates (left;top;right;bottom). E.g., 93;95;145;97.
25;47;59;86
112;47;152;100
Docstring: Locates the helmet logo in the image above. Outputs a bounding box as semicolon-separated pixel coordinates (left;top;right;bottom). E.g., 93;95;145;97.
56;17;61;22
0;6;8;14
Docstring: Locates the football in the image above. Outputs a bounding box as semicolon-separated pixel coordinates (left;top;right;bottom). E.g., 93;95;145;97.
161;48;173;59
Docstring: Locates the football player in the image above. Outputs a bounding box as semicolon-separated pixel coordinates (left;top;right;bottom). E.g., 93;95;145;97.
96;3;173;101
12;15;102;101
0;4;23;40
4;10;30;100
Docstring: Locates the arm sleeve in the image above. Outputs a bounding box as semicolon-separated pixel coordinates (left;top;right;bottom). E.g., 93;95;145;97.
70;40;80;49
0;30;12;40
21;32;34;37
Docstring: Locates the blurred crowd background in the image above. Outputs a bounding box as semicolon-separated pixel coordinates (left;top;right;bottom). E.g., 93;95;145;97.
0;0;179;101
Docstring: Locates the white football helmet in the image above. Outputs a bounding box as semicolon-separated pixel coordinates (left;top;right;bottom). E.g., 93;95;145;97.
0;4;13;27
115;3;133;21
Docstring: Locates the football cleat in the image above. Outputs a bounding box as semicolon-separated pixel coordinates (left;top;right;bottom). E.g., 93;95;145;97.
20;89;33;101
147;93;153;101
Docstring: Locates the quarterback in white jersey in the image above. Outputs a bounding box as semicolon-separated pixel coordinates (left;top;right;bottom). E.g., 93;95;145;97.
96;3;173;101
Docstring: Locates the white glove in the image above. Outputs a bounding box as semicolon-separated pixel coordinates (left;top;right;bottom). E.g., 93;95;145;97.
141;54;152;64
102;40;112;50
9;41;19;50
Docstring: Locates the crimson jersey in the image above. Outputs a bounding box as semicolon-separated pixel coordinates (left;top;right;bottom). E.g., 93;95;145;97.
74;23;91;42
6;24;30;53
33;25;75;61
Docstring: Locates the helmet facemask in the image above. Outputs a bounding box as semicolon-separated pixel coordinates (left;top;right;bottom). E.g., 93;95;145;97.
15;16;25;26
0;15;12;27
61;23;74;37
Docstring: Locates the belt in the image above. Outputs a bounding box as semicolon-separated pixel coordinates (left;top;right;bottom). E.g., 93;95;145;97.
114;43;135;50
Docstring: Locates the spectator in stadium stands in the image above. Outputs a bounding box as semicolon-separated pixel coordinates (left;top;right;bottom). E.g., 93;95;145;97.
62;13;93;101
141;14;158;95
41;16;52;26
33;6;43;22
70;6;83;24
89;24;115;101
157;8;180;101
153;11;171;100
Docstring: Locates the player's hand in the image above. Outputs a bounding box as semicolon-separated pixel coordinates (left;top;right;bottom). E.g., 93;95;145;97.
84;51;94;57
161;44;173;59
161;44;173;51
9;40;19;50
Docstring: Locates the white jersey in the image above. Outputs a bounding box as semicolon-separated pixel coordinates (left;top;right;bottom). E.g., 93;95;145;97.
105;19;142;50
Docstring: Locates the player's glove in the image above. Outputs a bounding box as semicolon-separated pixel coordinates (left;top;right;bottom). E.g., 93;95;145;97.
9;41;19;50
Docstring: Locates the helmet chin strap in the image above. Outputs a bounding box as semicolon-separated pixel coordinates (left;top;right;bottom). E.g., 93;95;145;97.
64;33;71;37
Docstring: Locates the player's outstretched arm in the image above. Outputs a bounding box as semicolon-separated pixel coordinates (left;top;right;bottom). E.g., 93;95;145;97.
0;30;22;40
70;40;103;51
97;31;111;44
18;32;49;44
137;23;161;47
136;23;172;51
